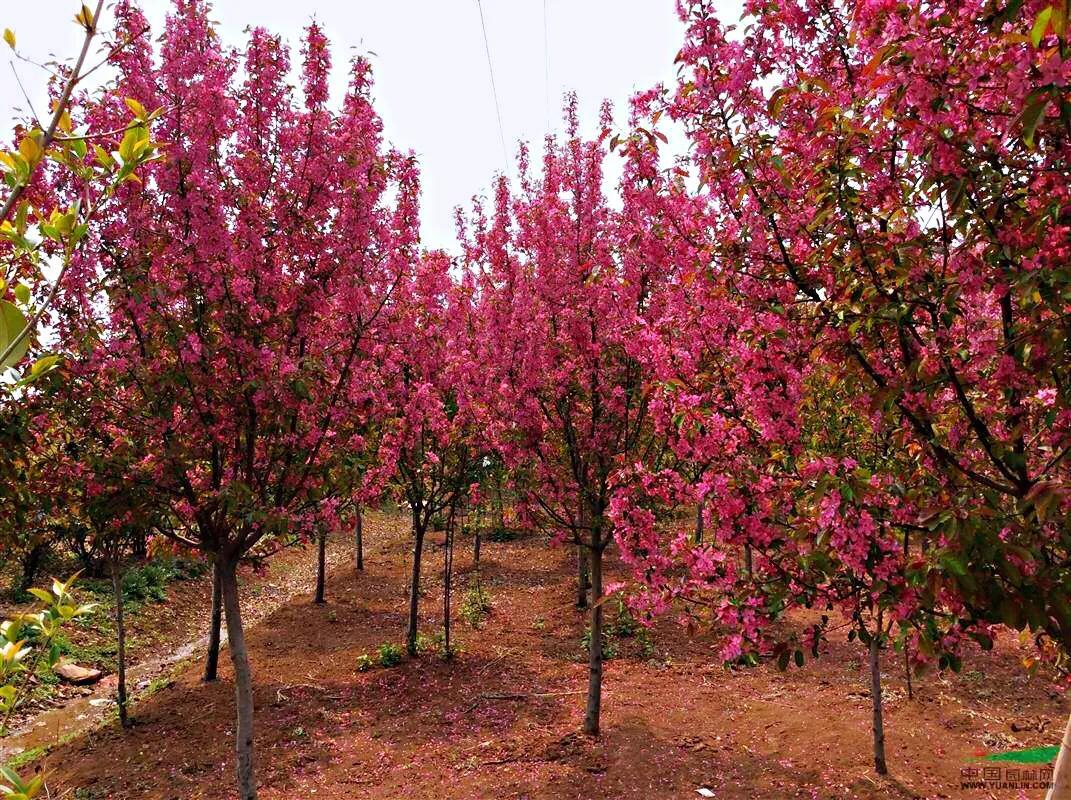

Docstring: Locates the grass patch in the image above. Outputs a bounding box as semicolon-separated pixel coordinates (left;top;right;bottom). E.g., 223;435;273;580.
83;556;208;608
3;745;46;771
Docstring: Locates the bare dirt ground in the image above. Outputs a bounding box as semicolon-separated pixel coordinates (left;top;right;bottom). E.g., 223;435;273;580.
28;511;1066;799
1;531;354;756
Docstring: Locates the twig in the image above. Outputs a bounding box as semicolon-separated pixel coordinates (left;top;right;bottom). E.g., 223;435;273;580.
476;649;514;676
481;755;524;766
0;0;106;369
0;0;104;225
9;62;43;129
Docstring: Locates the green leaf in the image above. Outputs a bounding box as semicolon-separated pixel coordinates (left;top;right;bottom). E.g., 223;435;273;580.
940;553;968;577
0;300;29;370
1031;6;1053;46
124;97;147;120
1019;94;1049;148
25;589;51;605
28;355;60;377
0;765;24;790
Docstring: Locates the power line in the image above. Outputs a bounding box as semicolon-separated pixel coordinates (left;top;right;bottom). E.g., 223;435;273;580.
475;0;509;172
543;0;550;131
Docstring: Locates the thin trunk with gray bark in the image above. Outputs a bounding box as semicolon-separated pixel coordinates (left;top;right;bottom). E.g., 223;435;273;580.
577;543;590;609
407;506;426;657
220;560;256;800
870;635;888;775
203;559;222;682
111;560;129;728
1048;711;1071;800
583;531;604;736
443;513;455;658
354;505;363;571
314;528;326;604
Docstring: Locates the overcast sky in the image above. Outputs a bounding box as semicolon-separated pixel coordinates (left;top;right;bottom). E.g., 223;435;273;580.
1;1;738;250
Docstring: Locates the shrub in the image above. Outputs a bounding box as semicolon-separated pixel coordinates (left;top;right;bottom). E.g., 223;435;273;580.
376;643;403;668
484;527;517;543
357;642;405;671
459;584;492;628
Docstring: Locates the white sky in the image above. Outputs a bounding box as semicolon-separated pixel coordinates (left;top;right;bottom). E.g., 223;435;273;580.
1;1;739;250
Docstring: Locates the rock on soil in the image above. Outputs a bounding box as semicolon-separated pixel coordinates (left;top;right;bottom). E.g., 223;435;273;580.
54;661;104;685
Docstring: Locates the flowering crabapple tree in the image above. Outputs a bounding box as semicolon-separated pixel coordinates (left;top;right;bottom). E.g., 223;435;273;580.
615;0;1071;786
462;98;687;735
52;3;418;797
365;250;483;657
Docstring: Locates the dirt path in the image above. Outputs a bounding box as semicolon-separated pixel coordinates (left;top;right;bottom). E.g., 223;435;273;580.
28;511;1069;799
0;528;356;763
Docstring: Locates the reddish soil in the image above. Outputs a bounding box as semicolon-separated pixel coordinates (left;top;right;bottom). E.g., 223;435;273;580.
33;511;1066;799
1;531;353;731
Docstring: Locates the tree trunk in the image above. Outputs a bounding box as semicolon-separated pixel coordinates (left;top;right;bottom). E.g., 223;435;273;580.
131;532;147;561
577;543;590;610
204;558;223;682
72;537;97;578
443;515;454;658
694;500;704;544
111;559;129;728
314;528;326;604
220;560;256;800
473;526;481;569
1047;710;1071;800
17;543;48;596
407;507;425;657
354;505;364;572
583;536;604;736
904;647;913;700
493;473;506;531
869;635;888;775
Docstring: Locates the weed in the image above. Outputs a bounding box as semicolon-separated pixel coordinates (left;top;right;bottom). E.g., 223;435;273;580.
460;583;492;628
415;630;446;656
580;600;653;661
581;625;620;660
357;642;405;671
376;642;403;668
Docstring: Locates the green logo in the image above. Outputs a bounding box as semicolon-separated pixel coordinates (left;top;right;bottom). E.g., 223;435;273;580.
982;745;1059;765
